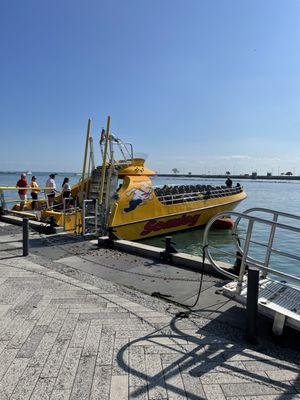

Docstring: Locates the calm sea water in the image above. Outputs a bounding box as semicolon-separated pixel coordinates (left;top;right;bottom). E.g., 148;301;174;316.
145;176;300;283
1;173;299;280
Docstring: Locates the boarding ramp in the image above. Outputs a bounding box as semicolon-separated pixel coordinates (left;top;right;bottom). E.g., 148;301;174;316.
203;208;300;335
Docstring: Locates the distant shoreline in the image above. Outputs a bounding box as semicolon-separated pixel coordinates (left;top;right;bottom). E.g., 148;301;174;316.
157;174;300;181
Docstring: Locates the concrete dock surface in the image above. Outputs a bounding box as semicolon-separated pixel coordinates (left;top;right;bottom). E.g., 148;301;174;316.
0;221;299;399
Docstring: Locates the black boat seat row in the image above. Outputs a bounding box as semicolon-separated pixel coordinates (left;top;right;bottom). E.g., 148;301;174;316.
154;184;243;205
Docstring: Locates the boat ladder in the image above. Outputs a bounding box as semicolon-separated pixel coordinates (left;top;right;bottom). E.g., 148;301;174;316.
203;208;300;335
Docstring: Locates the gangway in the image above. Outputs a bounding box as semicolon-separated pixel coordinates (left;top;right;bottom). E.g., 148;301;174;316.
203;208;300;335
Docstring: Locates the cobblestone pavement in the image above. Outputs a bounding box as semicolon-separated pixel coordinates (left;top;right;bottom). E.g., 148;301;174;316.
0;223;299;399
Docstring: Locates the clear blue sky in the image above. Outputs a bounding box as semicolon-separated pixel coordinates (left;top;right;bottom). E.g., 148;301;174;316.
1;0;300;174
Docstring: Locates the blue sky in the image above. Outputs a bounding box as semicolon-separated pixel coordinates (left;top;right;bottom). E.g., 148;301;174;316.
1;0;300;174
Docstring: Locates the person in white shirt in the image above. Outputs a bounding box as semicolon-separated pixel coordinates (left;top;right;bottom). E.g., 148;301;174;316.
45;174;57;208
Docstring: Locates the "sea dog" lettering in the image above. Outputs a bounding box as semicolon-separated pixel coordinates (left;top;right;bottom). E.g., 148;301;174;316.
140;214;201;236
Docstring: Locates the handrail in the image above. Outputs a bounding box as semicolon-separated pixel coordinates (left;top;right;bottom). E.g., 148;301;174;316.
156;187;243;204
232;208;300;277
203;209;300;288
0;187;59;191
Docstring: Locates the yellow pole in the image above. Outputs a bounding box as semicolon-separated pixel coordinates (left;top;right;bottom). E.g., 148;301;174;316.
98;116;110;204
80;118;91;204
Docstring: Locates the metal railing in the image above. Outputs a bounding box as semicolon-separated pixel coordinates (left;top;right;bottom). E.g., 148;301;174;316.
203;208;300;293
155;186;243;205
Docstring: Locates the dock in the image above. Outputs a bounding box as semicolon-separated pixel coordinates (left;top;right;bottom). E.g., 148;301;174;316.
0;221;299;399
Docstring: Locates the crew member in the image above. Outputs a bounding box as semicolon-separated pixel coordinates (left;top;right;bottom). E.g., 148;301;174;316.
225;176;233;188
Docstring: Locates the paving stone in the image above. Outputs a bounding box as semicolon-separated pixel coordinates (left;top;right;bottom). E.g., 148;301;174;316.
0;348;19;380
163;363;187;399
129;386;149;399
28;331;58;367
90;365;112;400
203;383;226;399
69;320;89;348
246;395;300;400
37;304;60;326
266;370;300;382
47;309;69;333
16;293;43;315
110;375;129;400
200;371;267;384
242;359;281;371
70;355;96;400
10;366;42;400
30;377;56;400
57;313;80;341
41;339;69;377
112;336;129;374
50;389;71;399
55;347;82;390
96;327;115;365
0;357;29;399
221;382;296;397
129;345;147;386
181;373;206;399
7;319;36;349
78;311;130;320
17;325;47;358
82;321;102;356
145;353;168;400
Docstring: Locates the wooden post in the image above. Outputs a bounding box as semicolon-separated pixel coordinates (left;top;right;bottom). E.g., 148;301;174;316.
80;119;91;204
98;116;110;205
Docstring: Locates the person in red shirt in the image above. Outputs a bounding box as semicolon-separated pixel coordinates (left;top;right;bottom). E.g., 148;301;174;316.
16;173;27;211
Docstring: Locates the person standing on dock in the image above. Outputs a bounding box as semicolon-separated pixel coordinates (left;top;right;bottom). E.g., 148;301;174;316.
30;176;40;210
16;173;27;211
62;177;71;206
45;174;57;208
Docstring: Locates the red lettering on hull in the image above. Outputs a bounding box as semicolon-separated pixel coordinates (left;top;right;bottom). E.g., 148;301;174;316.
140;214;201;236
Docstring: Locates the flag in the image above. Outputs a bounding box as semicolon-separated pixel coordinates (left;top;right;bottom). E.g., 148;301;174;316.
100;129;105;144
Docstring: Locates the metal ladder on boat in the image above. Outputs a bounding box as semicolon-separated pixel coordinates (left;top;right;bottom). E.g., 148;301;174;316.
203;208;300;335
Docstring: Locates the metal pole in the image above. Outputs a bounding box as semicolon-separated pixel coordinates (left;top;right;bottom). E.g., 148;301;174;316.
246;265;260;344
80;119;92;205
237;219;254;293
95;199;98;233
63;198;66;231
99;116;111;205
22;218;29;256
263;213;278;278
82;200;86;236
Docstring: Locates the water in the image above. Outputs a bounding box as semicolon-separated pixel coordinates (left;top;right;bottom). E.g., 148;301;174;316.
143;176;300;282
1;173;300;281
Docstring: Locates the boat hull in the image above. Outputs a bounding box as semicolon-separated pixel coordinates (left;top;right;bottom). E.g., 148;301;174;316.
109;176;247;240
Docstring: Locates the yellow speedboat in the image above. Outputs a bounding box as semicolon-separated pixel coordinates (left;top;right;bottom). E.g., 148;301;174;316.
108;159;246;240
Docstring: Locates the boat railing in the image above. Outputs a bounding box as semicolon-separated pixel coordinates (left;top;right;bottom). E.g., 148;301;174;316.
203;209;300;291
155;186;243;205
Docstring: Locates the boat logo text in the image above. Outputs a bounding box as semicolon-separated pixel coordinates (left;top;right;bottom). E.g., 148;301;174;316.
141;214;201;236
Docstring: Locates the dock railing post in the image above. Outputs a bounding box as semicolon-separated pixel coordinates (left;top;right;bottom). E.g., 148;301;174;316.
246;264;260;343
22;217;29;257
161;236;177;263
